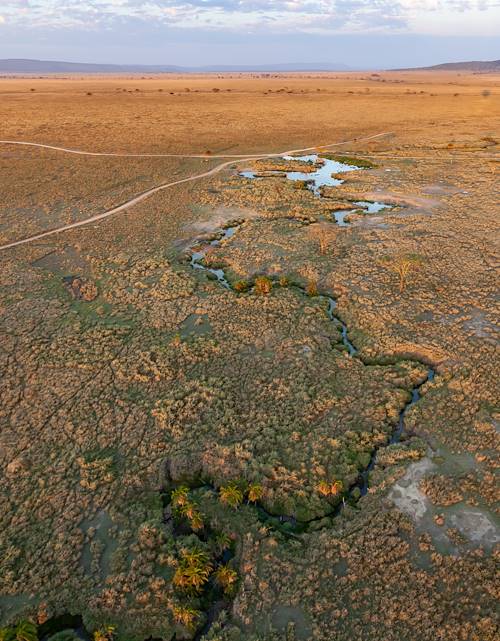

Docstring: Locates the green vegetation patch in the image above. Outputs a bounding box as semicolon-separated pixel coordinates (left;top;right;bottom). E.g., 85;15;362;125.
319;154;377;169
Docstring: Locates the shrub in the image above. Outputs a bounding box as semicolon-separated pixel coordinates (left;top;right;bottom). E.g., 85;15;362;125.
306;280;319;297
310;224;332;255
254;276;273;295
233;279;250;293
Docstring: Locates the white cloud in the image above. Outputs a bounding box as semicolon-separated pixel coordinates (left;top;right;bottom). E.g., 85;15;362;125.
2;0;499;35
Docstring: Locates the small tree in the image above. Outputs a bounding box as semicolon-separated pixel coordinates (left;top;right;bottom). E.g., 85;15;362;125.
381;253;423;293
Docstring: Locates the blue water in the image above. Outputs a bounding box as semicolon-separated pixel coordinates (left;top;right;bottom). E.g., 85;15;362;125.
241;154;392;226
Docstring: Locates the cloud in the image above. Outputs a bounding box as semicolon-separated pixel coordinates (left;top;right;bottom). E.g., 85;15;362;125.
1;0;499;35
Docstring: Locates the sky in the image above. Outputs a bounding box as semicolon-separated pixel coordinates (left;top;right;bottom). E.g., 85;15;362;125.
0;1;499;68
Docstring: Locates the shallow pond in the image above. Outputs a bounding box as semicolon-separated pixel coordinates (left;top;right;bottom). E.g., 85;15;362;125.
241;154;392;227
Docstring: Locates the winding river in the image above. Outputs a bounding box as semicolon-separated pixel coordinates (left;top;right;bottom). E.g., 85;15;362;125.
188;224;435;528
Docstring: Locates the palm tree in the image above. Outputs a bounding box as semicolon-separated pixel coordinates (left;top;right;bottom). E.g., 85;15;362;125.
173;548;213;594
214;564;238;595
0;628;15;641
247;484;263;503
219;484;243;509
172;605;200;631
171;486;190;509
93;626;115;641
317;480;331;496
0;622;38;641
213;531;231;555
330;480;343;496
189;510;204;532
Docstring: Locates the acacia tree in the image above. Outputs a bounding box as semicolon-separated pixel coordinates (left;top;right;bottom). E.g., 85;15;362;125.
381;253;423;293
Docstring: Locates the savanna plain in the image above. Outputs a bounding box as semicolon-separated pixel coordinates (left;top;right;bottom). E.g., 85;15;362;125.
0;72;499;641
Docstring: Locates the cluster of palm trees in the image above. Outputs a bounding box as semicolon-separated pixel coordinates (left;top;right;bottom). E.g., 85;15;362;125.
316;479;344;497
173;547;238;597
219;481;263;508
0;621;38;641
168;480;263;632
173;548;214;595
170;545;238;633
171;481;264;527
171;486;204;531
0;622;114;641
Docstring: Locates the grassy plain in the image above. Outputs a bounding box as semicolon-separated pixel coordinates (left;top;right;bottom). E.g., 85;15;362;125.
0;72;499;641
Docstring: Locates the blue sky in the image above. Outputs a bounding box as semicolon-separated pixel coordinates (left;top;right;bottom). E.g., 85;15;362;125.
1;1;499;67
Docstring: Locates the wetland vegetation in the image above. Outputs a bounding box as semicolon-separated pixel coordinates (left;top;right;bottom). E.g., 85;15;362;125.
0;72;498;641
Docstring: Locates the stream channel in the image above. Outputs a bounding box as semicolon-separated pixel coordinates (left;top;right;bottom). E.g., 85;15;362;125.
187;152;435;529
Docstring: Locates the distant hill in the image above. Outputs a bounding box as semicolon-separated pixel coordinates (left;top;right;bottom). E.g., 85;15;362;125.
0;59;351;74
394;60;500;72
